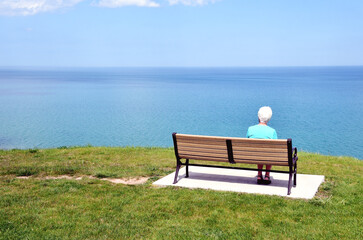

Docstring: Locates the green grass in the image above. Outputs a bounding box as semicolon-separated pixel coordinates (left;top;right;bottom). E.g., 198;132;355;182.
0;147;174;178
0;147;362;239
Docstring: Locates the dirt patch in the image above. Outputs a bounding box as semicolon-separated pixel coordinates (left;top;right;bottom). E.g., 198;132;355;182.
44;175;74;180
101;177;149;185
15;175;149;185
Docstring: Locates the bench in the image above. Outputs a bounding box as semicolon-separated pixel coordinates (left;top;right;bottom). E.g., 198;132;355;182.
172;133;298;195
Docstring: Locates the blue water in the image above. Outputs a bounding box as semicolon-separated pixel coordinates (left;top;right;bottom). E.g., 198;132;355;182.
0;67;362;159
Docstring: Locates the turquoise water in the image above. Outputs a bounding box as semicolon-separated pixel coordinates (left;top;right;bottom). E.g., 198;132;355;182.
0;67;362;159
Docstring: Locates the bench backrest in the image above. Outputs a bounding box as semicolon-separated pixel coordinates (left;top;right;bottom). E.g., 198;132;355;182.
173;133;292;166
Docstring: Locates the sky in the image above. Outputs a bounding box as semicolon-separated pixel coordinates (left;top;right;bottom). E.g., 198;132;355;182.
0;0;363;67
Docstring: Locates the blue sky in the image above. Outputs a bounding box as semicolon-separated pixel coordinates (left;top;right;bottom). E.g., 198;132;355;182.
1;0;363;67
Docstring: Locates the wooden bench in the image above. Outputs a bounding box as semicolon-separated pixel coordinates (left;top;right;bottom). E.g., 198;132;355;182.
172;133;298;195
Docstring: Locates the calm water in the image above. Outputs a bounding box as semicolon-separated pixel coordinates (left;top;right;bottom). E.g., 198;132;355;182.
0;67;362;159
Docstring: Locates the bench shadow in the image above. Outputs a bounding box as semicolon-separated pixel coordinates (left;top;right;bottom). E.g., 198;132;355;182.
180;171;289;188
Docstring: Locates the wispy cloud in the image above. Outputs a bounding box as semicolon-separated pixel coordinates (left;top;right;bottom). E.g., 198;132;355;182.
96;0;160;8
0;0;219;16
0;0;83;16
168;0;218;6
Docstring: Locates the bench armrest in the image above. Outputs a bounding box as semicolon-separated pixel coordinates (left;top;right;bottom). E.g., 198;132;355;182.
292;147;298;163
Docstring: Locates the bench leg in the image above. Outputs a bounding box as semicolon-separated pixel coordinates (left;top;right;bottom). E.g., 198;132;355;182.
287;173;292;195
185;159;189;178
293;173;297;187
173;161;181;184
294;173;296;187
293;163;297;186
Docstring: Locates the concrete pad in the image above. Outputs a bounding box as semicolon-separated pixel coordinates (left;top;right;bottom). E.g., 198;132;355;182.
153;166;324;199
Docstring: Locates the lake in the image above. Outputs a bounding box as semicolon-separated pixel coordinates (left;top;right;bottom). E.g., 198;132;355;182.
0;66;362;159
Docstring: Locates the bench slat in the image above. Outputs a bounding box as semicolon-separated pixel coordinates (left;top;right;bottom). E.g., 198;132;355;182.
234;159;289;166
233;155;288;162
231;137;287;144
179;151;228;158
178;142;227;150
179;154;228;162
177;139;227;146
233;146;288;153
177;134;287;143
232;143;287;149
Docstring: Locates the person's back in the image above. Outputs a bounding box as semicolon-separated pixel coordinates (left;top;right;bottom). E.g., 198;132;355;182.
246;124;277;139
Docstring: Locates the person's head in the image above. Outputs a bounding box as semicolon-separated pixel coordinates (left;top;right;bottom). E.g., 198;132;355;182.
258;106;273;124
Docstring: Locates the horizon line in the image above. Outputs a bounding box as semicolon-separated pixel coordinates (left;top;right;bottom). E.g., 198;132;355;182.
1;65;363;69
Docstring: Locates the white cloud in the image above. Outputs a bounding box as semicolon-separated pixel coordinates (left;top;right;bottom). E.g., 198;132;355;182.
168;0;218;6
0;0;217;16
0;0;83;16
96;0;160;8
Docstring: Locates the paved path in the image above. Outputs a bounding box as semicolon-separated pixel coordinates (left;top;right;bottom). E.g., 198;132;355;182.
153;166;324;199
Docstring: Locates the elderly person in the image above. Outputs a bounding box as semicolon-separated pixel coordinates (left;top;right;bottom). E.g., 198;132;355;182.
246;106;277;185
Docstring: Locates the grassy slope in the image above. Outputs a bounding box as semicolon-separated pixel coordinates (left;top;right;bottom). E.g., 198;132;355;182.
0;147;362;239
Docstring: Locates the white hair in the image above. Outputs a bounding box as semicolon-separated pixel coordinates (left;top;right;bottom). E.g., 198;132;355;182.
258;106;273;123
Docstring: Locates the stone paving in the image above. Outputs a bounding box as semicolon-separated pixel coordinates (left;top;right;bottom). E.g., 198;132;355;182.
153;166;324;199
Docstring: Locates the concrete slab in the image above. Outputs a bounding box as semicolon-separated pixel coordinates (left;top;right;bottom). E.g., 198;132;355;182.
153;166;324;199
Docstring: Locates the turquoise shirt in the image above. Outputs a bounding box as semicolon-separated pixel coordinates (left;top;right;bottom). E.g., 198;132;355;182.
246;124;278;139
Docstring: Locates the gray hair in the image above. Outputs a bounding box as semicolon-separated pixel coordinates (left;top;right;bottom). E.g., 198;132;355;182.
258;106;273;123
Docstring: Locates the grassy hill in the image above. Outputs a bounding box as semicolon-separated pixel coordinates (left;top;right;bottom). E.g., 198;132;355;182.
0;147;362;239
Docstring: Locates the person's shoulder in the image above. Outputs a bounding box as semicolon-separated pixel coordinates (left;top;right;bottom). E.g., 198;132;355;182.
247;124;258;133
249;124;260;129
267;125;276;131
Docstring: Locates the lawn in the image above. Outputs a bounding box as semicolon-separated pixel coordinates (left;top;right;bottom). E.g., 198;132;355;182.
0;147;362;239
